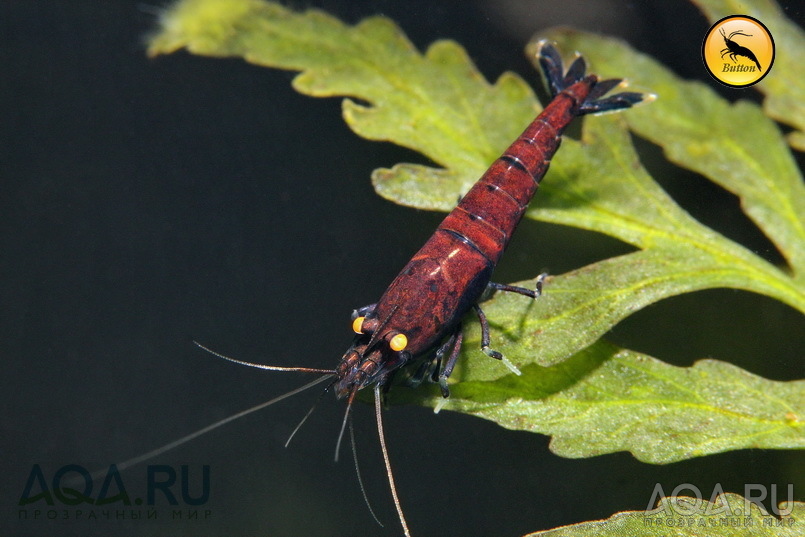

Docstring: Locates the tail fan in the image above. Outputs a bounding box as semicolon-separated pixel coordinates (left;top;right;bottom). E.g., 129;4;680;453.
536;40;653;115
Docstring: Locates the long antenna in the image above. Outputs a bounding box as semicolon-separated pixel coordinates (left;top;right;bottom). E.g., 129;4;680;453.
374;384;411;537
334;389;356;462
86;375;332;481
349;416;384;527
193;340;337;374
284;384;332;448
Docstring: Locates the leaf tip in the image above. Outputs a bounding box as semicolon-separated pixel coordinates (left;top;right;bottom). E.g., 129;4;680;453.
146;0;265;57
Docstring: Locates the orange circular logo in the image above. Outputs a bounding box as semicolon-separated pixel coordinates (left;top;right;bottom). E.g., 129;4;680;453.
702;15;775;87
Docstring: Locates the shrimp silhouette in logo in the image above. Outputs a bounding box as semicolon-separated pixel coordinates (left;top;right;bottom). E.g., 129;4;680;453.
720;27;762;70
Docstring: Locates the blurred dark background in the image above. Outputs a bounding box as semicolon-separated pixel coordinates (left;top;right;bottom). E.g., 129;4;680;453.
2;1;803;536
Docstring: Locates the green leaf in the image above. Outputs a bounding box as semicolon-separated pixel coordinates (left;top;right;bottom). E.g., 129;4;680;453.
689;0;805;152
148;0;804;462
540;29;805;279
461;116;801;368
524;493;804;537
148;0;538;204
391;342;804;463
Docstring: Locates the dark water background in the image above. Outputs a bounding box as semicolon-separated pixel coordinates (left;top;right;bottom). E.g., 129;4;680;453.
2;1;803;536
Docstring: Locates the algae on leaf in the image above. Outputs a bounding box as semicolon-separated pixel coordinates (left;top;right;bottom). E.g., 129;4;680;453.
148;0;804;465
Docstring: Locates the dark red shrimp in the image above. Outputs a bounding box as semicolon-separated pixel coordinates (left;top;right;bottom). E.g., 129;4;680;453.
337;41;647;400
192;41;651;537
315;40;649;535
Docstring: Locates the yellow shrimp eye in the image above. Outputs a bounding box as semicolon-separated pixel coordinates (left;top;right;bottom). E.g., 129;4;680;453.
389;333;408;352
352;316;366;334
